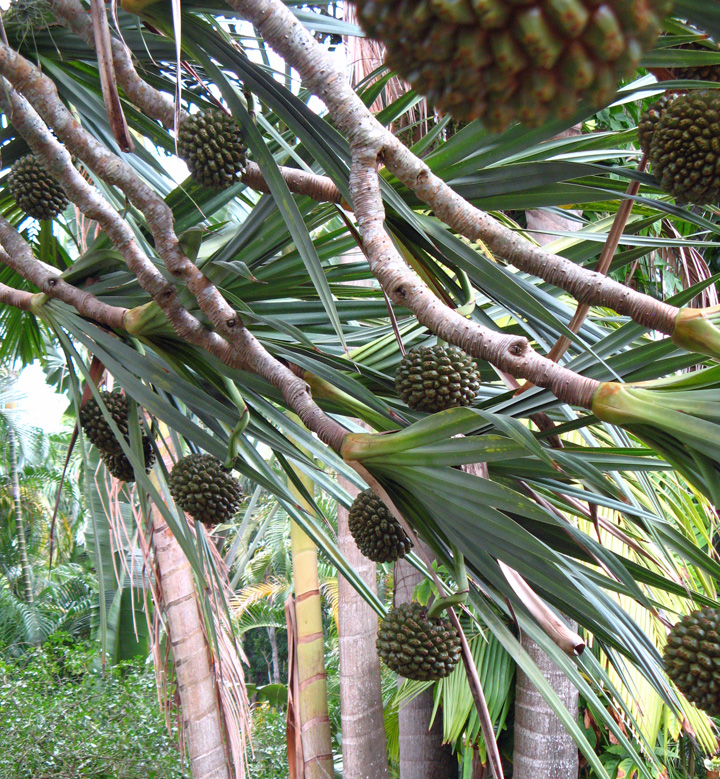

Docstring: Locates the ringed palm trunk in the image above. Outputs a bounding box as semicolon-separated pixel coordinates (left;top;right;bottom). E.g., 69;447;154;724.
288;470;334;778
268;625;282;684
7;425;34;609
150;502;232;779
512;165;581;779
394;556;457;779
337;475;388;779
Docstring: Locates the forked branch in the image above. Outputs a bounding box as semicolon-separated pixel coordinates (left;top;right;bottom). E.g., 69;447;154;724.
0;69;347;450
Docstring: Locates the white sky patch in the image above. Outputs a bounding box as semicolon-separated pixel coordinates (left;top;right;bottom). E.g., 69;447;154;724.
14;361;68;433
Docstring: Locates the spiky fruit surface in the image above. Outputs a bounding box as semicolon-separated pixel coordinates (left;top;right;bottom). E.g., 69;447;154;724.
79;391;130;456
646;90;720;205
395;345;480;413
168;453;242;526
8;155;68;220
377;602;461;681
177;112;247;190
638;96;671;156
348;489;412;563
663;607;720;717
102;436;155;483
354;0;673;131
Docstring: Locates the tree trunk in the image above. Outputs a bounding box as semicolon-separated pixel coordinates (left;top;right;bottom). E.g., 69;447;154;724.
394;556;457;779
513;636;579;779
151;505;232;779
337;475;389;779
268;625;281;685
7;426;34;608
288;470;335;779
513;158;581;779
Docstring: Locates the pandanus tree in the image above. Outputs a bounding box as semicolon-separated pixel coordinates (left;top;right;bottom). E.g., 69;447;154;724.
4;0;720;776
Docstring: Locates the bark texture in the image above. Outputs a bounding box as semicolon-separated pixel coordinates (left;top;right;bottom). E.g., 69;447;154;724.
289;473;334;779
337;475;389;779
151;507;231;779
513;201;580;779
513;636;579;779
394;557;457;779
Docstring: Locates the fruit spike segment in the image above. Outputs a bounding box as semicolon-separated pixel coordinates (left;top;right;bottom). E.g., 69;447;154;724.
79;390;131;456
168;453;242;526
376;601;462;681
646;90;720;205
177;111;248;191
102;435;156;483
354;0;673;131
395;344;481;413
8;154;68;221
348;489;413;563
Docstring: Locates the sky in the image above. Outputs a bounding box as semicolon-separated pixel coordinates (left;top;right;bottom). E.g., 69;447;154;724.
15;362;69;433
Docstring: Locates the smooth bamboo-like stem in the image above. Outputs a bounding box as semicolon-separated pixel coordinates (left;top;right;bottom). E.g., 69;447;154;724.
287;468;335;779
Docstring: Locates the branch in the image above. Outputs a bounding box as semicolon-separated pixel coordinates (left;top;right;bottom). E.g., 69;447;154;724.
350;149;599;407
47;0;343;205
0;217;128;330
226;0;679;337
0;74;346;450
0;280;33;310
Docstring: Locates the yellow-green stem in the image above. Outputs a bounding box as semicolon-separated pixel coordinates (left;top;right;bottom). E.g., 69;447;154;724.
287;464;334;779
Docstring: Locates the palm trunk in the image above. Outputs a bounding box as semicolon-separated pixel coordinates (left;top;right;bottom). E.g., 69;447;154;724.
394;556;457;779
7;426;34;608
513;636;579;778
288;471;334;779
151;505;231;779
268;625;281;685
512;187;581;779
337;475;389;779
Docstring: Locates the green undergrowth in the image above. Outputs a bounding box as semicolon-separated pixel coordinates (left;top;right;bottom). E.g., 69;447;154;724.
0;636;189;779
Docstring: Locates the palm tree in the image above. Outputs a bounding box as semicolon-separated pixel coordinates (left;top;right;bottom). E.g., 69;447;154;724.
2;2;720;778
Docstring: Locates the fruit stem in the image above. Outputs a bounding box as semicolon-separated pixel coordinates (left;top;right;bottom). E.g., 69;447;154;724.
426;590;468;620
222;377;250;468
427;544;469;619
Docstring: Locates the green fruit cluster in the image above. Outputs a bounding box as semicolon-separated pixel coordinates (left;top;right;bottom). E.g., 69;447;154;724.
354;0;673;131
395;345;480;413
348;489;413;563
79;391;155;483
643;91;720;205
168;453;242;526
8;155;68;221
664;607;720;716
377;602;462;681
177;112;247;190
